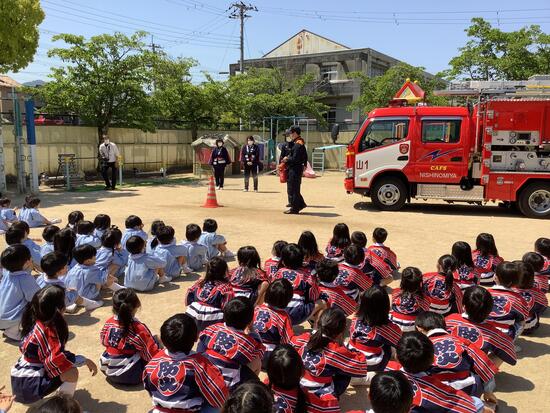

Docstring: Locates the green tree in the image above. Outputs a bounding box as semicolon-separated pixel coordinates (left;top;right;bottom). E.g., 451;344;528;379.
447;18;550;80
227;67;328;125
27;31;157;142
0;0;44;72
349;63;448;114
152;57;229;139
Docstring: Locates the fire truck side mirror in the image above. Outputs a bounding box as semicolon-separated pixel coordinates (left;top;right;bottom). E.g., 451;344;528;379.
331;123;340;143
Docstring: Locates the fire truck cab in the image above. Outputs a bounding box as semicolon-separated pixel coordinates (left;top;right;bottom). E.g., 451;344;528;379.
344;78;550;218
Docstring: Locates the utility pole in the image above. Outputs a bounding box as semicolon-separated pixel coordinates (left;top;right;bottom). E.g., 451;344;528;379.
148;35;163;92
229;1;257;74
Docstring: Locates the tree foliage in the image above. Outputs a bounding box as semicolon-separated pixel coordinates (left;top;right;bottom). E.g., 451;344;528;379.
0;0;44;72
446;18;550;80
349;63;448;114
26;32;157;141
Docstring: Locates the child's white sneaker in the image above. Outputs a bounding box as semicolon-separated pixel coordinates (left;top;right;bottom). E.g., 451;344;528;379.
110;282;124;292
223;250;235;258
65;303;79;314
83;299;103;311
180;265;193;275
158;275;172;283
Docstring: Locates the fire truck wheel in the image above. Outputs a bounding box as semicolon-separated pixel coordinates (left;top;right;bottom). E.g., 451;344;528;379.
371;177;408;211
518;182;550;218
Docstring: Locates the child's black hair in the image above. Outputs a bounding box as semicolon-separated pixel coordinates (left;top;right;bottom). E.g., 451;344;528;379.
463;286;493;323
21;285;68;345
148;219;165;250
495;261;519;288
93;214;111;231
306;307;346;352
535;237;550;258
400;267;423;298
476;233;499;257
101;227;123;252
126;235;146;255
222;382;273;413
54;228;76;264
351;231;367;248
0;197;11;207
280;243;305;270
316;258;339;283
42;225;61;243
514;260;535;289
72;244;96;264
271;240;288;258
373;227;388;244
24;195;41;209
185;223;202;241
437;254;457;292
203;218;218;233
267;345;306;413
12;220;30;234
357;286;390;327
370;371;414;413
415;311;446;332
452;241;474;268
125;215;143;229
1;244;31;272
76;220;94;235
396;331;435;374
330;223;351;249
67;211;84;228
522;252;545;273
113;288;141;336
237;245;261;269
344;244;365;266
160;313;197;353
5;226;25;245
264;279;293;309
298;230;320;259
37;394;83;413
223;296;254;330
41;252;68;278
155;225;175;247
202;256;228;285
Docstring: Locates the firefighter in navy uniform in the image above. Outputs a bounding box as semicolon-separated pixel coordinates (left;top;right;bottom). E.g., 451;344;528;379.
241;135;261;192
282;126;308;214
208;138;231;190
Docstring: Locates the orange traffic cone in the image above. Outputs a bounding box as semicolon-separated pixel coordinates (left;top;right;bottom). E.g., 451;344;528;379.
202;176;221;208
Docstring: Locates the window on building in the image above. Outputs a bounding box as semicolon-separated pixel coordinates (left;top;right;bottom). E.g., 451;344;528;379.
359;118;409;152
421;119;462;143
321;64;338;81
324;105;337;123
370;64;387;77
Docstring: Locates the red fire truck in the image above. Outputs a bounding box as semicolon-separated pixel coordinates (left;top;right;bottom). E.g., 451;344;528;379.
344;77;550;218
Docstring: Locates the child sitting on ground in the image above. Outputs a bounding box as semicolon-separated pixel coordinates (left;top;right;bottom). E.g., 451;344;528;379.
66;211;84;230
38;252;102;312
351;231;393;287
10;222;42;271
186;257;234;332
390;267;430;332
325;223;351;261
336;245;372;302
65;245;122;301
473;233;503;287
96;227;128;278
10;285;98;404
512;260;547;335
316;258;357;317
229;246;268;303
198;297;265;390
0;197;18;224
298;231;324;272
535;237;550;283
264;240;287;280
452;241;478;290
121;215;147;251
146;219;164;253
523;252;548;292
143;313;228;412
18;196;60;228
75;220;101;249
368;371;414;413
199;218;233;259
181;223;208;271
348;286;402;384
53;227;76;269
251;279;295;367
124;236;168;291
100;289;161;385
0;245;40;340
40;225;60;258
222;382;273;413
423;255;463;316
272;243;325;325
93;214;111;241
152;225;191;278
446;286;517;368
367;227;399;275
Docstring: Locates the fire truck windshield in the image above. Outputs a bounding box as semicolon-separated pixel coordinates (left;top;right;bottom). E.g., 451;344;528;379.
358;118;410;152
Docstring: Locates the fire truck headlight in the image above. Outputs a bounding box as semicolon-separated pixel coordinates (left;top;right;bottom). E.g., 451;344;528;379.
345;168;354;178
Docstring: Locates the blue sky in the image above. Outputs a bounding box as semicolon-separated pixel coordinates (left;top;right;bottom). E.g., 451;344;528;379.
8;0;550;84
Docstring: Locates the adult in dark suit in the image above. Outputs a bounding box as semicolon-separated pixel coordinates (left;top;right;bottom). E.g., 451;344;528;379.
282;126;308;214
240;135;261;192
208;138;231;190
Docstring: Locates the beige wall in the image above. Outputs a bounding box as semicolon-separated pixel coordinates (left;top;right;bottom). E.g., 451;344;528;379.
0;125;356;176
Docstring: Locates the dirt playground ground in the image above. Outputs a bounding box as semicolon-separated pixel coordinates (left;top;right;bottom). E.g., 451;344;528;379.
0;171;548;413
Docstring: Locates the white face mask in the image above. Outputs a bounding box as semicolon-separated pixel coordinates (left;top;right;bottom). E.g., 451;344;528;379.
285;136;292;143
247;141;254;145
217;143;223;148
104;139;110;145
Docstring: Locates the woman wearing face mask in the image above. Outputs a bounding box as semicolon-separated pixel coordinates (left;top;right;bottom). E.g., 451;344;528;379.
279;130;294;207
240;135;261;192
209;138;232;190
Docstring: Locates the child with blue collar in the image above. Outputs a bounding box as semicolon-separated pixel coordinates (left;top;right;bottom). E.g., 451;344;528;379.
0;197;18;224
93;213;111;240
5;224;41;272
152;225;191;278
181;223;208;271
40;225;60;258
124;235;168;291
75;220;101;249
121;215;148;251
18;196;60;228
198;218;233;260
96;227;128;278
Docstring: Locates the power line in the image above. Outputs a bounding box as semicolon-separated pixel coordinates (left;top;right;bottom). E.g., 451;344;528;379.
229;2;257;73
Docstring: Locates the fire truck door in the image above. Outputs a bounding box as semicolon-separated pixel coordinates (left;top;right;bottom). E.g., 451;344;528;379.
412;117;468;183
